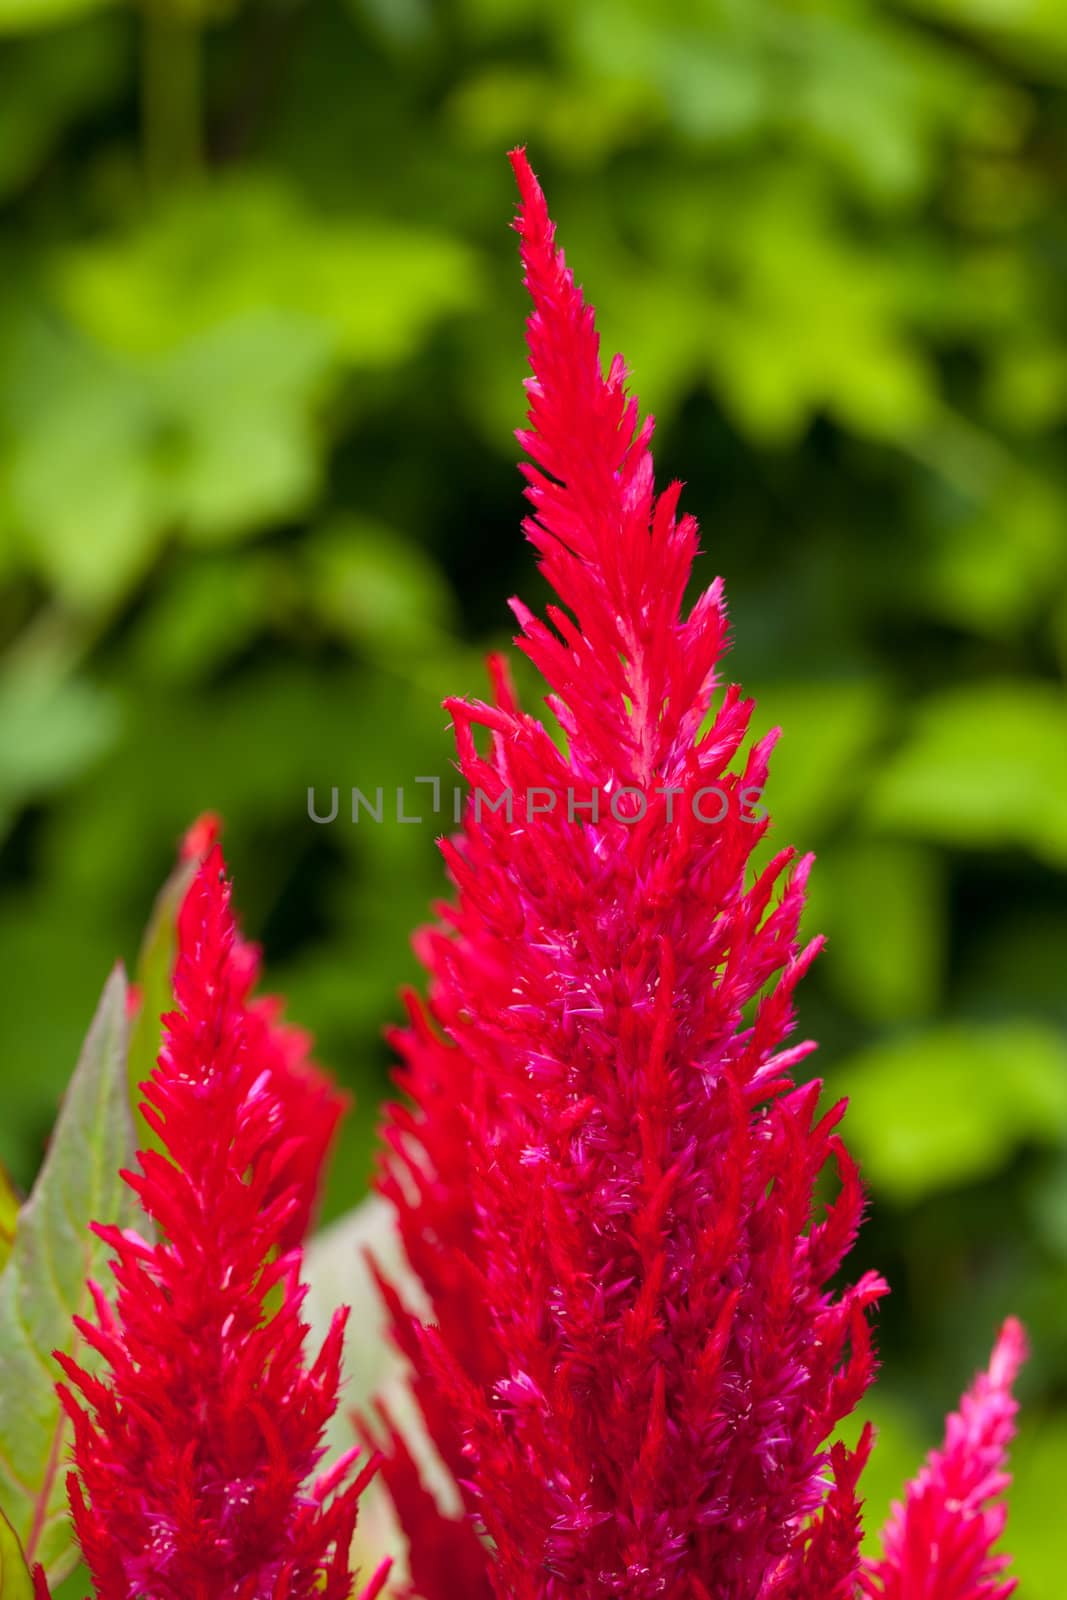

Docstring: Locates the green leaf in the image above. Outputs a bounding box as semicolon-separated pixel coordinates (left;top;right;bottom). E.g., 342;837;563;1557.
868;682;1067;867
839;1020;1067;1204
0;658;119;836
0;1167;17;1276
51;1565;91;1600
0;310;169;611
158;312;335;549
0;1504;34;1600
54;178;481;365
697;177;935;443
0;305;336;603
0;0;118;37
0;966;141;1582
903;0;1067;80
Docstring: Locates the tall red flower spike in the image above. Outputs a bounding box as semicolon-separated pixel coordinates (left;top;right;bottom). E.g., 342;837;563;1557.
862;1319;1027;1600
373;148;887;1598
56;846;390;1600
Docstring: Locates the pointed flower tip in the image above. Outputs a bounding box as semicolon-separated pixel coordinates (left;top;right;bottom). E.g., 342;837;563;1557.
506;144;531;187
180;810;223;863
508;146;549;240
863;1318;1027;1600
989;1316;1027;1389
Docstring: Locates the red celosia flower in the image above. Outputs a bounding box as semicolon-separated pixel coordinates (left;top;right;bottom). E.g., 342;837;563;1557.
862;1319;1027;1600
180;813;349;1251
56;846;389;1600
373;148;889;1598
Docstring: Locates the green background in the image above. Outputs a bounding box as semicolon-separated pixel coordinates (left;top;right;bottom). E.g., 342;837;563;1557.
0;0;1065;1588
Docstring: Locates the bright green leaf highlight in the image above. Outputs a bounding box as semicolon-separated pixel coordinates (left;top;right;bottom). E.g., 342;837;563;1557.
1;309;333;609
0;0;117;37
869;682;1067;867
0;1167;17;1276
0;179;480;613
54;179;481;364
0;966;141;1582
840;1020;1067;1204
0;1504;34;1600
0;658;118;841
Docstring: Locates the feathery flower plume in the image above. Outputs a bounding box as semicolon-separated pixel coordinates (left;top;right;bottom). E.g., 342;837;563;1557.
373;148;888;1598
862;1319;1027;1600
182;813;349;1251
56;845;389;1600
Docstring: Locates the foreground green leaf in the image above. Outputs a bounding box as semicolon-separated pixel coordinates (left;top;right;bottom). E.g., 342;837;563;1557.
0;1168;17;1275
0;1505;34;1600
0;966;140;1582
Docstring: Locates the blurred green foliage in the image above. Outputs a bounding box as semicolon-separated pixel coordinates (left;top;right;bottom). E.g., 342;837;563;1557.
0;0;1065;1588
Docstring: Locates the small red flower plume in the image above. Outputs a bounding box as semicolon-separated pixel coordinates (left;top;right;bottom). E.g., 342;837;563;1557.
862;1319;1027;1600
182;813;349;1251
373;149;888;1597
56;846;389;1600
